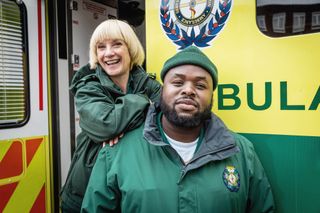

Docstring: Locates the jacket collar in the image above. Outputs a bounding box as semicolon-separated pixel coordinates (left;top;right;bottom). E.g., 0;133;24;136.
143;104;240;163
96;65;149;94
96;65;132;93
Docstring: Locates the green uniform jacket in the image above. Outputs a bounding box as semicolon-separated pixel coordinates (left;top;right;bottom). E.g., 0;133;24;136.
60;64;161;212
81;104;275;213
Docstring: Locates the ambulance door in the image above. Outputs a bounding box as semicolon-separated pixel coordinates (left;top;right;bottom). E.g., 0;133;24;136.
0;0;52;212
58;0;118;186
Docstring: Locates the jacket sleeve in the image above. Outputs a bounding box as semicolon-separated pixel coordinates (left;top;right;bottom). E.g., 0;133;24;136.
244;139;275;213
145;78;161;103
75;80;150;142
81;147;120;213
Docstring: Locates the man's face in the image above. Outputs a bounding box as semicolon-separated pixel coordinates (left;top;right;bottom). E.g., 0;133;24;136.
160;64;213;127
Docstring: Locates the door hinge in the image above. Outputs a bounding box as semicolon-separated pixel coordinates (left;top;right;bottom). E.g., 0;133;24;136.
71;54;79;65
69;0;78;11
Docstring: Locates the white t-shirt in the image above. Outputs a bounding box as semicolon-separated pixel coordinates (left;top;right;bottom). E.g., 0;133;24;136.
164;132;198;164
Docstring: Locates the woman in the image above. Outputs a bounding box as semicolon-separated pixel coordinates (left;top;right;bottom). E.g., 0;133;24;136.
60;19;161;212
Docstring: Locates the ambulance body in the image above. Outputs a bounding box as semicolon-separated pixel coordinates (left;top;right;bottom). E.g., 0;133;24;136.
0;0;319;212
146;1;320;212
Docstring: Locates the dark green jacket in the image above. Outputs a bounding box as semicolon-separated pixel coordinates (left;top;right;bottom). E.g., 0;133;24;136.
60;64;161;212
81;104;275;213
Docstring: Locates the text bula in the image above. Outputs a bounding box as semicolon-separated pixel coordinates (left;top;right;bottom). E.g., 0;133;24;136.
217;81;320;110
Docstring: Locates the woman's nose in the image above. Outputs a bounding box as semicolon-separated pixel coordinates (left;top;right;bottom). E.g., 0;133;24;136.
103;46;115;57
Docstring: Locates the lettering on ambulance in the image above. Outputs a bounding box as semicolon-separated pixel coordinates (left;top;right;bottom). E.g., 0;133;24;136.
218;82;320;110
309;86;320;110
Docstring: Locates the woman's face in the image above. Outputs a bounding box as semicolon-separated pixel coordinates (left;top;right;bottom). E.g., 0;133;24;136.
96;39;131;79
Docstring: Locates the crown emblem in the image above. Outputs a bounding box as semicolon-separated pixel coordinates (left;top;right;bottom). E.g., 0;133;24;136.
222;166;240;192
160;0;232;49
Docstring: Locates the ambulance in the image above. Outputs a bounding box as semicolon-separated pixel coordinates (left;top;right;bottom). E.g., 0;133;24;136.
0;0;319;212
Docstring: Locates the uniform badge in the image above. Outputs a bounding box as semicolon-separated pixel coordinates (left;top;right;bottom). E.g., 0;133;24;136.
222;166;240;192
160;0;232;49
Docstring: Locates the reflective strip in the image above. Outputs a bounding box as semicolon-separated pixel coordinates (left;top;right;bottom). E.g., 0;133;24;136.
0;141;11;161
26;138;42;166
37;0;43;111
0;141;23;179
30;185;46;213
0;182;18;212
1;137;46;212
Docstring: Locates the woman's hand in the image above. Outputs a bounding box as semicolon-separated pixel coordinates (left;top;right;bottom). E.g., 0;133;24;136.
103;133;124;147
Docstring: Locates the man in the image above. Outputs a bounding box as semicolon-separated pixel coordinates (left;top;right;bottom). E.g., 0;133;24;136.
81;46;275;213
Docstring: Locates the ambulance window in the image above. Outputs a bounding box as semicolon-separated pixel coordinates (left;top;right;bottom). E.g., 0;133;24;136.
272;13;286;33
292;12;306;33
257;15;267;31
256;0;320;37
0;0;29;128
312;11;320;29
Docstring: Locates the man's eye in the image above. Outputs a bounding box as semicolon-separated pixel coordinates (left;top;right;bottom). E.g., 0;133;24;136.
172;81;183;86
196;84;207;90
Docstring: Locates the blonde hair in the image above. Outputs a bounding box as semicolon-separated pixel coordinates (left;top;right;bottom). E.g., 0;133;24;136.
89;19;145;69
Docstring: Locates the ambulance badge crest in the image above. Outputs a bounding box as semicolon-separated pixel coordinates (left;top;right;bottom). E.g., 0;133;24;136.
222;166;240;192
160;0;232;49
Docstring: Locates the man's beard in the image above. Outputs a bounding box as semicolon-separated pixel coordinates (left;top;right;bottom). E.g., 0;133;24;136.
160;94;212;128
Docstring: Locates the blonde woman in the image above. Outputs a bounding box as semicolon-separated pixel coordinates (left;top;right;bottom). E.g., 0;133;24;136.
60;19;161;212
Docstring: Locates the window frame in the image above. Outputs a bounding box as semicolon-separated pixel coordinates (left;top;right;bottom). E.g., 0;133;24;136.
0;0;30;129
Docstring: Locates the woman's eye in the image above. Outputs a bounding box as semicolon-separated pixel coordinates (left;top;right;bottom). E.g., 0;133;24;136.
113;42;123;48
97;44;105;49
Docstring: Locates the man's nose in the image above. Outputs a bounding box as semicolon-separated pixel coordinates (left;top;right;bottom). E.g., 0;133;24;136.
181;83;196;96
